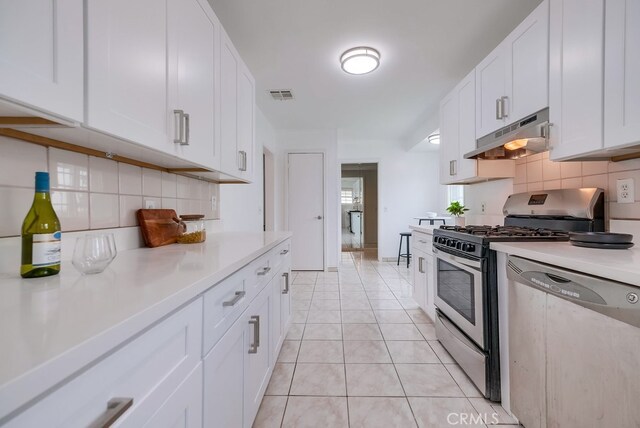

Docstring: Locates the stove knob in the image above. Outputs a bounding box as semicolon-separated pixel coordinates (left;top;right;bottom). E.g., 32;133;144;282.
447;239;456;247
461;243;469;252
466;244;476;252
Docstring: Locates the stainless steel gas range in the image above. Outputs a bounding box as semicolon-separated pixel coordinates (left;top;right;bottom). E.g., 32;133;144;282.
432;188;605;402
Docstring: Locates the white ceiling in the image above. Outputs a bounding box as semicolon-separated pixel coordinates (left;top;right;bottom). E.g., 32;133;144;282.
208;0;542;142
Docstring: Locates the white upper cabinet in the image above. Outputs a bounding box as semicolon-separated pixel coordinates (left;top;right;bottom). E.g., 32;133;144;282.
505;0;549;123
220;30;239;176
0;0;83;122
475;44;508;138
440;69;513;185
439;89;459;185
168;0;220;169
548;0;605;160
220;28;255;181
604;0;640;150
237;63;256;181
476;0;549;139
86;0;171;151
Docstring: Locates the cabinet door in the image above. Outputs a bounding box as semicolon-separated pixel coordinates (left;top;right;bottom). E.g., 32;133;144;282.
142;364;203;428
508;281;547;428
475;43;507;138
271;269;283;362
456;70;478;181
220;29;239;176
412;249;427;310
237;62;255;181
505;0;549;122
281;267;292;335
604;0;640;149
0;0;83;122
168;0;219;169
439;90;459;184
424;254;436;322
204;311;245;428
548;0;604;160
244;285;272;428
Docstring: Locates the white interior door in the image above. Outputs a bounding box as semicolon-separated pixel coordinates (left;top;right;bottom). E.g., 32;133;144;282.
288;153;324;270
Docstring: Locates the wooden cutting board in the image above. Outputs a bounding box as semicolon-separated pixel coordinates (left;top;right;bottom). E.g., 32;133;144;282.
137;209;184;248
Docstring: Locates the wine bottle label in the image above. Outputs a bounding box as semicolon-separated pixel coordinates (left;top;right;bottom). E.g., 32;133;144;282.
32;232;61;267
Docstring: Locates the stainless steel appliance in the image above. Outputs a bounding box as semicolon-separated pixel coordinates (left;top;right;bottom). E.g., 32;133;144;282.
432;188;605;402
507;256;640;427
465;107;549;160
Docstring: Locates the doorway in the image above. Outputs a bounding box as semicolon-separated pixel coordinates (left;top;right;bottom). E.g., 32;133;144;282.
341;163;378;259
288;153;325;270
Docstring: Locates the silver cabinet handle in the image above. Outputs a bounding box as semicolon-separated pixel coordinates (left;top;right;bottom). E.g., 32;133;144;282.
222;290;246;307
418;257;424;274
257;266;271;276
495;98;502;120
419;240;427;244
173;110;184;144
449;160;457;176
282;272;289;294
238;150;247;171
182;113;190;145
500;96;508;119
248;315;260;354
280;249;289;255
88;397;133;428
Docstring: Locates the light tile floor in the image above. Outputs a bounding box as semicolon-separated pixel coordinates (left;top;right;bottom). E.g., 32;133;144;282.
253;252;521;428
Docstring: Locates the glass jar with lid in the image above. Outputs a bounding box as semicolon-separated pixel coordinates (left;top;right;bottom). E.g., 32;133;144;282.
176;214;206;244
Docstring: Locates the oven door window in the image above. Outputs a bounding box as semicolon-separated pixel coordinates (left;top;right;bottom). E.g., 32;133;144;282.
437;259;476;325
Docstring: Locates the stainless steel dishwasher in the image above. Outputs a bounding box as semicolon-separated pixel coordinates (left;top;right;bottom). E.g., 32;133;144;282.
507;255;640;428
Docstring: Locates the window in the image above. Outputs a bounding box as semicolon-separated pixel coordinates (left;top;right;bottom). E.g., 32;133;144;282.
341;189;353;204
447;185;465;206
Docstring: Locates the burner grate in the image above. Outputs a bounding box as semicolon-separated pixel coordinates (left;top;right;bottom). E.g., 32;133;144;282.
438;224;569;238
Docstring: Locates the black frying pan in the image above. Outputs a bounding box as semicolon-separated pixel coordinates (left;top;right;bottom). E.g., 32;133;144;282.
569;232;633;244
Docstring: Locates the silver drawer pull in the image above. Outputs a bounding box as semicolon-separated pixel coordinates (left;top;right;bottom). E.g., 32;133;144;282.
222;291;246;307
88;397;133;428
282;272;290;294
248;315;260;354
257;267;271;276
419;240;427;244
280;249;289;255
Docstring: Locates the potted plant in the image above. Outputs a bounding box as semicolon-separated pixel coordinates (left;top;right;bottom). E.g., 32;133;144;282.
446;201;469;227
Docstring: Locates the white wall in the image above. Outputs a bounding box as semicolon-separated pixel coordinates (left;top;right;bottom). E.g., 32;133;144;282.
338;137;443;260
219;107;276;231
275;129;340;270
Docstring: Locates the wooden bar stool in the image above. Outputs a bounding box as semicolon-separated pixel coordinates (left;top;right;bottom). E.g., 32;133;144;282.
397;232;411;268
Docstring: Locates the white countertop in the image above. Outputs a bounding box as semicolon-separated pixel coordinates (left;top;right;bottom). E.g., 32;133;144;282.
491;241;640;287
0;231;291;419
409;225;439;235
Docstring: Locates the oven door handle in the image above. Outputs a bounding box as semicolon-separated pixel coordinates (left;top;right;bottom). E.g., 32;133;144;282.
433;248;482;271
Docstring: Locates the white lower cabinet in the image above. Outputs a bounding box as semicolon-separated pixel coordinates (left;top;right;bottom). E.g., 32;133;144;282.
204;277;273;428
411;231;435;321
3;298;203;428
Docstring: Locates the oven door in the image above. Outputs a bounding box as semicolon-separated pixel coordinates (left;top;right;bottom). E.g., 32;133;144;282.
433;248;485;348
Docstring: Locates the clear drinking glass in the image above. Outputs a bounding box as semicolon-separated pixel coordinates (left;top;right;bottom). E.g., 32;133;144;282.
72;233;117;274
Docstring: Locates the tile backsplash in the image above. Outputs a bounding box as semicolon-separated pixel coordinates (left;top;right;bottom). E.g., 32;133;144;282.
465;151;640;227
0;135;219;237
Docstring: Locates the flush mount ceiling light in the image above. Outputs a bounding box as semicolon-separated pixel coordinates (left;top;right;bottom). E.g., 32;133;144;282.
340;47;380;75
428;133;440;145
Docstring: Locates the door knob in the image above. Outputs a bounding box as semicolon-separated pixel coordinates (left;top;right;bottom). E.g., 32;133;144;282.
316;216;322;220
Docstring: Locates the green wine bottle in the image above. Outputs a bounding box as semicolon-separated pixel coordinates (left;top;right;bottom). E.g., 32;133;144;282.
20;172;61;278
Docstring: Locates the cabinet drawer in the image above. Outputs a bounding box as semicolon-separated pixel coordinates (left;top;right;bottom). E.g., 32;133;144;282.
4;299;203;428
269;240;291;273
412;232;432;254
203;269;248;355
245;252;273;299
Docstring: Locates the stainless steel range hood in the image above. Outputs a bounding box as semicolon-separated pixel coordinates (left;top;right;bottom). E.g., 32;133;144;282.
464;108;549;160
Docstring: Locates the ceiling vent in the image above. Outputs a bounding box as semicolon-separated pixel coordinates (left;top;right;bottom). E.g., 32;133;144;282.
268;89;294;101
